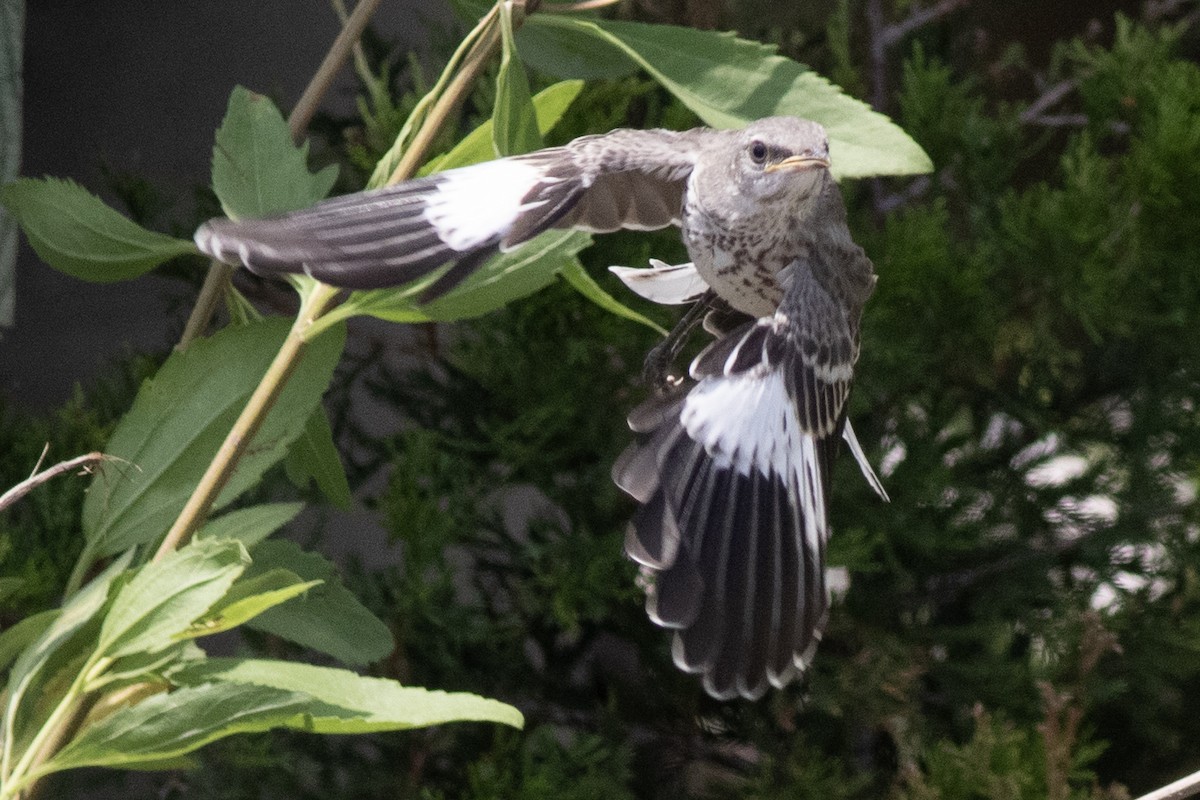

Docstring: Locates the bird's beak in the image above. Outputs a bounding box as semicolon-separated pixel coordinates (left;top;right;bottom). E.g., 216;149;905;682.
765;154;831;173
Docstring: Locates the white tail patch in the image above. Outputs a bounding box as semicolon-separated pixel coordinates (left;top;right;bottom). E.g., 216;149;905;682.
681;370;798;480
842;420;890;502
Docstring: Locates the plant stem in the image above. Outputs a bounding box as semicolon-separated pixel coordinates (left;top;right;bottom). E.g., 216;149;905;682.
174;0;383;355
176;260;233;351
368;2;502;188
385;20;504;185
155;282;341;560
289;0;386;141
0;656;107;800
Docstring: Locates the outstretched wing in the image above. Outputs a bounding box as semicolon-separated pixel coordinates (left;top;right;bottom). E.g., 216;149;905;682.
612;256;860;700
194;128;703;295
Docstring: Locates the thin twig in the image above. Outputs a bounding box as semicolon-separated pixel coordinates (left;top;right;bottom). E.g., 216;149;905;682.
864;0;888;112
176;2;382;355
1134;770;1200;800
1019;79;1078;124
1023;113;1090;128
539;0;621;10
881;0;969;47
329;0;373;85
368;3;501;188
289;0;386;142
0;452;110;512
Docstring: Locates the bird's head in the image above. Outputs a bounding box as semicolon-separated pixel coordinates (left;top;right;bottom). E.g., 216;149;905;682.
730;117;831;205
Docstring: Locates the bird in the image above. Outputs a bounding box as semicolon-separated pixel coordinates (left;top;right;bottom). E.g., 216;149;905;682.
195;116;888;700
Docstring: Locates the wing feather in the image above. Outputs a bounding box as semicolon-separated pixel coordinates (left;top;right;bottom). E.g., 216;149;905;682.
194;128;702;294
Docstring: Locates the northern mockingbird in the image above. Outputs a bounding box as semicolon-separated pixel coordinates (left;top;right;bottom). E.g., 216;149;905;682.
196;116;887;700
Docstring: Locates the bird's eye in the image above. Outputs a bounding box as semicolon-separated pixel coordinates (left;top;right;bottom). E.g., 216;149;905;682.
749;141;768;164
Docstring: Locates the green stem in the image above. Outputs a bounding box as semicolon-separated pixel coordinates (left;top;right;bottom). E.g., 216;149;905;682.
385;20;504;185
154;282;341;561
0;657;108;800
176;260;233;351
367;2;502;188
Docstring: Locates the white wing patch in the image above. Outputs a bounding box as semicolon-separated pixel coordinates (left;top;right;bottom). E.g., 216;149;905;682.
422;160;546;251
609;259;710;305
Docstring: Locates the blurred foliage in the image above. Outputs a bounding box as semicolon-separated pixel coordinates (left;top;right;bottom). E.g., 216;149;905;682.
6;2;1200;798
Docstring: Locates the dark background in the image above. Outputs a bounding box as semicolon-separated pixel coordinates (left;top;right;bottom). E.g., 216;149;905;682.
1;0;449;407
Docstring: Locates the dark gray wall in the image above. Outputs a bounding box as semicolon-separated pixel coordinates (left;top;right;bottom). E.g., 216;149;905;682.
1;1;444;407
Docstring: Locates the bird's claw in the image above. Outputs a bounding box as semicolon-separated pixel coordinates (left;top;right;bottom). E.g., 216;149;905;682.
641;342;684;394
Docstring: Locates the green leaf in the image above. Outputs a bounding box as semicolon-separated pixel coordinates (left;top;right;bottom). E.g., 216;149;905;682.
559;259;667;335
0;575;22;606
423;80;584;175
80;318;345;561
96;641;204;691
195;502;305;548
492;1;541;157
40;658;522;776
242;540;393;666
343;229;592;324
4;553;133;742
516;15;638;80
521;16;933;179
0;178;196;281
96;539;249;661
175;658;525;732
284;407;352;510
185;569;320;638
40;682;321;774
211;85;338;219
0;609;57;675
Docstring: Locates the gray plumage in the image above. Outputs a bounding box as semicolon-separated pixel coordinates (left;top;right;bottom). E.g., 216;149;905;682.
194;117;884;701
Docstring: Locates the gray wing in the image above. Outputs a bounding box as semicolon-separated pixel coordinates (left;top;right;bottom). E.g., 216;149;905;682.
194;128;703;295
612;256;859;701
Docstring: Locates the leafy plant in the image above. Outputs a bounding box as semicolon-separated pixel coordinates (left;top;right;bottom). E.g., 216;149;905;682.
0;0;929;797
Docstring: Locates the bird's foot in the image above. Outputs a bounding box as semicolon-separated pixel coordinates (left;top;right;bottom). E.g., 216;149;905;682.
641;342;686;394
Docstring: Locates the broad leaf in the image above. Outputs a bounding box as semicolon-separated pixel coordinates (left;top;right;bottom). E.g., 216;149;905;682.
195;502;305;548
0;575;22;605
423;80;584;175
0;609;56;675
0;178;196;281
175;658;525;732
80;318;345;561
342;229;592;324
211;85;338;219
185;569;321;637
492;1;541;157
96;539;248;661
242;539;393;666
283;407;352;510
520;16;933;180
95;641;204;691
4;553;133;743
40;682;321;774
